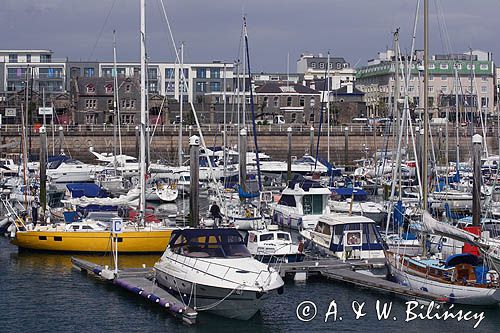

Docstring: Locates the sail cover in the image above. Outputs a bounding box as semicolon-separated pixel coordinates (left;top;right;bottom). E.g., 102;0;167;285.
421;211;483;247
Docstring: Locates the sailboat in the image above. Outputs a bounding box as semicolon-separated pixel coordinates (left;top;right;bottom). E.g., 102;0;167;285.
9;2;176;253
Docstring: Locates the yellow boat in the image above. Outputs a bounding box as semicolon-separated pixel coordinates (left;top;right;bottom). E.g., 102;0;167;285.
10;221;173;253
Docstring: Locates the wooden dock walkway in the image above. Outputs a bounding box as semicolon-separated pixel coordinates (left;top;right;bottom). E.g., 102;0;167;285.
71;257;197;325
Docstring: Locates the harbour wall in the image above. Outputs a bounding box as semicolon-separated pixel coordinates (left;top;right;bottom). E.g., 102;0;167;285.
1;124;498;166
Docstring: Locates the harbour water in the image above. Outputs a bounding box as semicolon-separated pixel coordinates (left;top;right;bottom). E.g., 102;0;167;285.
1;234;499;332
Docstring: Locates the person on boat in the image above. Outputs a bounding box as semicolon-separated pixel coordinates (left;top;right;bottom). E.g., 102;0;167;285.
31;197;40;226
210;201;222;225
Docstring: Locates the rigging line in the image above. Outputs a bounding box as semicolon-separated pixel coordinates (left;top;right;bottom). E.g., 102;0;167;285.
158;0;225;210
88;0;117;61
314;54;330;170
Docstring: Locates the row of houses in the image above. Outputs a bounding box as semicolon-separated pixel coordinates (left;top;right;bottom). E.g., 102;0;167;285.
0;48;497;127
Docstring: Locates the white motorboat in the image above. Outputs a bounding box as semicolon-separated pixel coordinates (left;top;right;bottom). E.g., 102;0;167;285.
384;233;422;256
154;228;284;320
329;197;386;224
300;214;386;261
247;226;305;263
271;175;331;230
145;178;178;202
47;156;105;188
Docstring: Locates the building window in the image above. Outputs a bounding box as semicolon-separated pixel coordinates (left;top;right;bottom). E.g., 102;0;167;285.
85;99;97;109
311;62;316;69
107;99;114;110
428;86;434;92
481;97;489;107
428;64;435;69
7;68;26;79
467;64;475;70
408;86;414;92
337;63;342;69
210;81;221;92
310;97;316;107
211;68;220;79
319;62;325;69
120;99;136;109
309;113;315;123
482;76;488;82
40;54;51;62
84;68;95;77
125;84;131;92
165;68;174;79
274;96;279;107
299;96;305;107
104;83;113;94
481;86;487;93
85;114;96;125
121;114;135;124
147;68;157;80
9;54;18;63
440;63;448;70
441;76;447;81
262;96;268;107
429;75;434;81
287;96;293;107
148;82;157;93
455;63;462;70
86;84;95;93
26;54;31;63
196;68;206;78
291;113;297;123
328;63;333;69
441;86;448;93
480;64;489;70
195;82;206;92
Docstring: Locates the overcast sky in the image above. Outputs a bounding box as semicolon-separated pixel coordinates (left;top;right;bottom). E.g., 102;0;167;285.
1;0;499;71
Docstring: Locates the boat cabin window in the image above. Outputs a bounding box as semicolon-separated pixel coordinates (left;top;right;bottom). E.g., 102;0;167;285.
277;233;290;241
260;234;274;242
248;233;257;243
170;230;251;258
72;225;80;230
314;221;332;235
303;194;323;215
278;194;296;207
82;226;93;230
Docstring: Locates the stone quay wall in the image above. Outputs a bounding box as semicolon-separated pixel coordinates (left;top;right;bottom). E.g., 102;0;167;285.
1;124;498;166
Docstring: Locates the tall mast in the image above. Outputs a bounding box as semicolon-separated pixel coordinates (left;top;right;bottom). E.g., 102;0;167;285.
327;51;331;162
455;63;460;170
113;30;118;172
422;0;429;211
223;63;227;181
178;42;184;167
139;0;146;225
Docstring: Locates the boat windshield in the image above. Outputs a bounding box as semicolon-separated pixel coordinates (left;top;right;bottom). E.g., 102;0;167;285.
170;229;251;258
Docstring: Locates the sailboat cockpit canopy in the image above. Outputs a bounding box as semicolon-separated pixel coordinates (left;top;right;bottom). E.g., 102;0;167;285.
168;229;251;259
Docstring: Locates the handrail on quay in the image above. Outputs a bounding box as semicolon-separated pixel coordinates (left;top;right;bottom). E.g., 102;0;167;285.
1;123;496;136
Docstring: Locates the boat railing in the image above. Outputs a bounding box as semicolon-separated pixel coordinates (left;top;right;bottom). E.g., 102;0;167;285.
171;252;273;288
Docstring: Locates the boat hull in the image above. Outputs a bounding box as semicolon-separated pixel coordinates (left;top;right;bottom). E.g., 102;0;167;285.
155;268;269;320
389;263;500;305
11;229;172;253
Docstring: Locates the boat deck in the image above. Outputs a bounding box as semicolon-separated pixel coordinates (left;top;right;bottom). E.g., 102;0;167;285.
71;257;197;325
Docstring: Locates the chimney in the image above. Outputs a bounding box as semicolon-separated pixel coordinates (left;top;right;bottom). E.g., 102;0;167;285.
347;82;353;94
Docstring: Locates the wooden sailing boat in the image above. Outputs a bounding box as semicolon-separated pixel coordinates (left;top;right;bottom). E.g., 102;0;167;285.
10;0;175;253
385;0;500;304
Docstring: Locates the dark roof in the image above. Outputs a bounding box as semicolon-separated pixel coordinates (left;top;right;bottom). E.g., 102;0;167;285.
255;82;319;94
311;81;364;96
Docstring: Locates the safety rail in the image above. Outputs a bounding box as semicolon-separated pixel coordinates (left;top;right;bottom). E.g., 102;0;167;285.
169;251;273;288
1;123;495;136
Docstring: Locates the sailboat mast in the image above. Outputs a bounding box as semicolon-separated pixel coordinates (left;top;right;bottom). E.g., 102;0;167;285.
455;64;460;170
178;42;184;167
422;0;429;210
113;30;118;172
243;17;262;191
327;51;331;162
139;0;146;225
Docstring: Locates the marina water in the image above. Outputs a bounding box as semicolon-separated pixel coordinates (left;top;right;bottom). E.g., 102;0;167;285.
1;202;499;332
